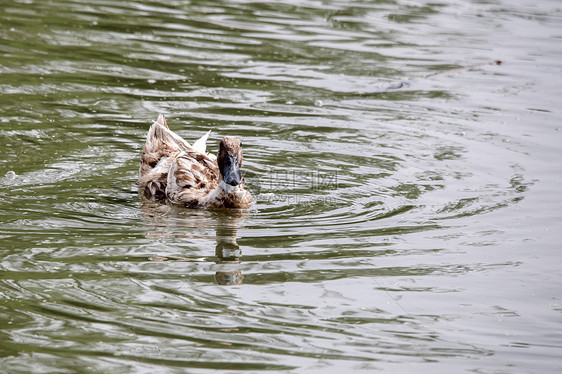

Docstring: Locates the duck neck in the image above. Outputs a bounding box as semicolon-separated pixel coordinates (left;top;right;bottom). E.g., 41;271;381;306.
219;179;236;193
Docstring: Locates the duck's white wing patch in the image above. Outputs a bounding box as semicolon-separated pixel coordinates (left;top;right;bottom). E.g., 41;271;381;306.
192;130;211;154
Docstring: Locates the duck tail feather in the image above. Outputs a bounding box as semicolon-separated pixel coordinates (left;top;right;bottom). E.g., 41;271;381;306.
156;114;168;128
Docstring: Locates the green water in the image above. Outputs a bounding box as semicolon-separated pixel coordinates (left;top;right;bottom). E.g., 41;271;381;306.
1;0;561;372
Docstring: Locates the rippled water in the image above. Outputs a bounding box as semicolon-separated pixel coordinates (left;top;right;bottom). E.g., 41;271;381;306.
1;0;561;372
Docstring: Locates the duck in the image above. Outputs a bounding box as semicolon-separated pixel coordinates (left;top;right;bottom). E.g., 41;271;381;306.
138;115;253;209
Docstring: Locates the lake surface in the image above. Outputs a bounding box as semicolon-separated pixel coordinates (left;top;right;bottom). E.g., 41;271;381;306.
1;0;561;372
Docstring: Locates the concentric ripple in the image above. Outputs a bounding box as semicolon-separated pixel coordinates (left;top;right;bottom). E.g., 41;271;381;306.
1;0;561;373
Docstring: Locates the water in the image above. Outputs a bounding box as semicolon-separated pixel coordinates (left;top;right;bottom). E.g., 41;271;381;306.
1;0;561;372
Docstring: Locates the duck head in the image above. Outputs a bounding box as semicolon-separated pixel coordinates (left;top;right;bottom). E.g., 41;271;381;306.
217;136;244;187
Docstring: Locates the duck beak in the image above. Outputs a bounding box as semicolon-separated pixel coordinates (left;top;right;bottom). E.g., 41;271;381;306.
222;154;242;186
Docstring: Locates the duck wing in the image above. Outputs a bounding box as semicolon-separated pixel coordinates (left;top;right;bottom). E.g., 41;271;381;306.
138;115;219;203
192;130;211;154
166;152;219;207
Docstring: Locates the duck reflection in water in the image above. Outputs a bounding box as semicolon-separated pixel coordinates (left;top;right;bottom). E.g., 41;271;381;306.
140;201;247;286
214;215;243;285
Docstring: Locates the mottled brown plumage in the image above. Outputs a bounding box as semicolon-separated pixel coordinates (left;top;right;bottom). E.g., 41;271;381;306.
138;115;252;209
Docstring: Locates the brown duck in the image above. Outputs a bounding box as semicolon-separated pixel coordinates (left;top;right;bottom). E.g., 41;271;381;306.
138;115;252;209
